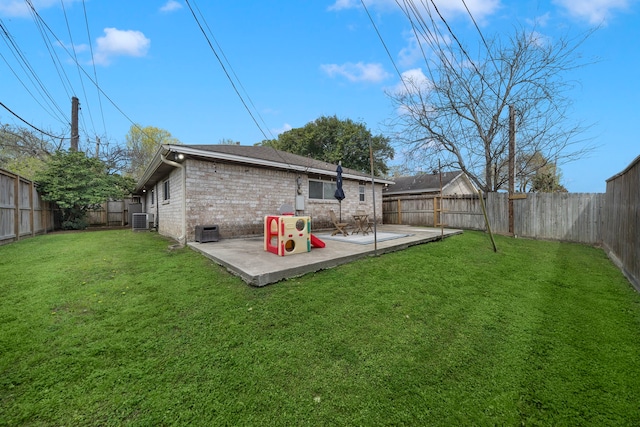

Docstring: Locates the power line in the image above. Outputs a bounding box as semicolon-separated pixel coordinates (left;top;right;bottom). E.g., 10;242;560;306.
426;0;500;97
0;101;68;139
184;0;271;141
26;0;76;102
183;0;301;172
1;4;175;152
360;0;406;87
191;1;275;141
0;19;69;124
23;14;167;147
461;0;491;57
82;0;107;136
60;0;95;136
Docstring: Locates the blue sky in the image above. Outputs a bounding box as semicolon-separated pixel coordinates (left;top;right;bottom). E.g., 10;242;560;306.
0;0;638;192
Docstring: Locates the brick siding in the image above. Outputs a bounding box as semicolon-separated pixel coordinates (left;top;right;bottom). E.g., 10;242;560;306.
146;158;383;242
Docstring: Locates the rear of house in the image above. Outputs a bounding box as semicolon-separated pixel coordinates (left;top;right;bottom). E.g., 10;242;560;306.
134;144;393;243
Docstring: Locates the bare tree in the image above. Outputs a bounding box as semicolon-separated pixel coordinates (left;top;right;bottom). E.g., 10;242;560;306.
81;137;131;175
388;19;595;192
0;124;64;179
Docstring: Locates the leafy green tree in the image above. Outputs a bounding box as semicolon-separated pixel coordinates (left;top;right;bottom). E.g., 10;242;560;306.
260;116;394;175
35;150;135;229
125;125;180;181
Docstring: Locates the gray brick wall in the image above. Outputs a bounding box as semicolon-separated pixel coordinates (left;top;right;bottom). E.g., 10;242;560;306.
145;158;383;242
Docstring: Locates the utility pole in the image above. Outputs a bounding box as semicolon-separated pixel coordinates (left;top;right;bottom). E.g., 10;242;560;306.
71;96;79;152
508;104;516;235
95;136;100;158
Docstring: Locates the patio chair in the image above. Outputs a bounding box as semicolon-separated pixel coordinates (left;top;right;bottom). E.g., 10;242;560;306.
329;210;350;236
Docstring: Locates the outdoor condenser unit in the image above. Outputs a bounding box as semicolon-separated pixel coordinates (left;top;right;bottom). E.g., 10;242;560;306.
132;213;154;231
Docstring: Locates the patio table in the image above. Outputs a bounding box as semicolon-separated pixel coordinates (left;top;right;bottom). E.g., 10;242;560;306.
352;213;369;235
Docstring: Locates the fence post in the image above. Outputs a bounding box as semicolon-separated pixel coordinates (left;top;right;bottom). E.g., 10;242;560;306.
13;173;19;241
30;180;35;237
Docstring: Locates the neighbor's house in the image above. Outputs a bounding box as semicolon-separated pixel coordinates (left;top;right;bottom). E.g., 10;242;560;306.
382;171;476;225
134;144;394;243
382;171;476;198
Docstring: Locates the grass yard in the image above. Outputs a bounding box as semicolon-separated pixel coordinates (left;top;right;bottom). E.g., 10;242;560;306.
1;230;640;426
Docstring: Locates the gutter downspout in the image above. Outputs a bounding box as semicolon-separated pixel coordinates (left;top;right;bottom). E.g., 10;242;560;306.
160;153;187;245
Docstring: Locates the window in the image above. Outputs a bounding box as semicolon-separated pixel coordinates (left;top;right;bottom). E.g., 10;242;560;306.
163;179;170;201
150;189;155;205
359;185;365;202
309;180;337;200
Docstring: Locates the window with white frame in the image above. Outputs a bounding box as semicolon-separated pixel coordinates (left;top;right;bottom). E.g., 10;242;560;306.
309;179;338;200
359;185;365;202
150;189;155;205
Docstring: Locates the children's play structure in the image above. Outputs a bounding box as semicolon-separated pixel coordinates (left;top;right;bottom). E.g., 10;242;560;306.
264;215;325;256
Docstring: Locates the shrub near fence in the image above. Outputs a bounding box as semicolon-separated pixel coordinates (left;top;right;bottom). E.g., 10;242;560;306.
0;168;54;245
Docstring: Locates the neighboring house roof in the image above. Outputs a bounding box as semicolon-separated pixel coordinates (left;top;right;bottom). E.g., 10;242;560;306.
383;171;474;196
135;144;394;193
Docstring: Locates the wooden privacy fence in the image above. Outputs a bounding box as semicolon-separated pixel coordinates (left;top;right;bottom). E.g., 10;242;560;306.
86;198;135;226
602;155;640;290
383;192;604;244
0;168;54;245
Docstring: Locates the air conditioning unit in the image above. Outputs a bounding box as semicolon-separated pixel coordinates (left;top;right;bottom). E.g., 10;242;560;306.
132;213;154;231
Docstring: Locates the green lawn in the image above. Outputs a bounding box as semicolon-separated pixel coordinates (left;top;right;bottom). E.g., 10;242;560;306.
1;230;639;426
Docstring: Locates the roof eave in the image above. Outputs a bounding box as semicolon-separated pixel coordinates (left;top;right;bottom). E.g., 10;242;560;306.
133;146;171;193
149;145;395;185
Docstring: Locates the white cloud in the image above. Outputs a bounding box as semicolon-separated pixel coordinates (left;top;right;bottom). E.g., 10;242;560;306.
160;0;182;13
328;0;500;21
321;62;390;83
526;12;551;28
328;0;409;13
440;0;501;21
392;68;431;95
273;123;292;135
553;0;631;25
0;0;79;17
398;33;422;68
93;28;150;66
327;0;359;11
56;40;90;56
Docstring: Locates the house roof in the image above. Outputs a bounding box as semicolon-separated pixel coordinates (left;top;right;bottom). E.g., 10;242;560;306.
135;144;394;193
383;171;470;196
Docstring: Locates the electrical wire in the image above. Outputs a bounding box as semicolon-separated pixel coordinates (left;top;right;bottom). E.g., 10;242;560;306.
0;101;68;139
26;0;76;102
82;0;107;136
184;0;297;171
184;0;271;142
190;1;275;141
461;0;491;59
0;19;69;124
360;0;408;92
60;0;95;136
1;3;174;152
0;49;66;125
426;0;499;97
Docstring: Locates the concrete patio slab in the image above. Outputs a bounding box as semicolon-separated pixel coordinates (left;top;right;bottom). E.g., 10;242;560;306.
188;225;462;286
